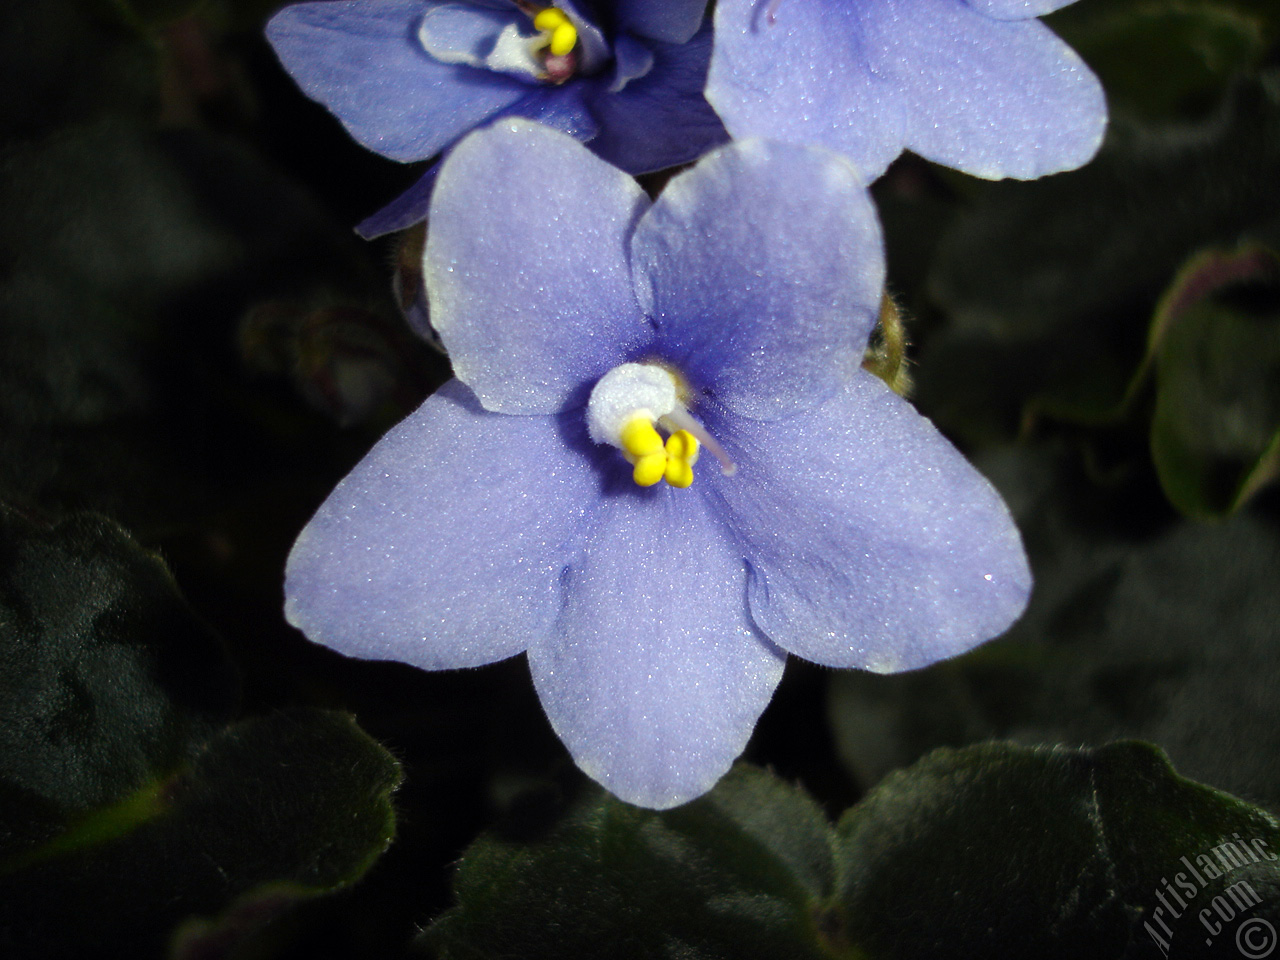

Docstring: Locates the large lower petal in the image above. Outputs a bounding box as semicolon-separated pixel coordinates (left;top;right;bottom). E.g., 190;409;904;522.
266;0;527;163
529;487;786;809
865;0;1106;180
285;379;596;670
706;0;908;181
425;119;651;415
706;371;1031;673
585;24;729;175
632;139;883;421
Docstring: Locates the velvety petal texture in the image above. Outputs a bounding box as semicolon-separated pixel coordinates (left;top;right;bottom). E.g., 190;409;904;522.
964;0;1080;18
704;372;1031;673
285;380;595;669
615;0;708;45
706;0;1105;181
288;124;1032;808
634;138;882;420
424;119;650;414
867;0;1106;180
584;24;729;176
530;489;786;810
266;1;526;163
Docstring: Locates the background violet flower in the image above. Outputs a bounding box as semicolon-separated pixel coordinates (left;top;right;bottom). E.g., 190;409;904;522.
284;120;1032;809
266;0;728;237
706;0;1107;182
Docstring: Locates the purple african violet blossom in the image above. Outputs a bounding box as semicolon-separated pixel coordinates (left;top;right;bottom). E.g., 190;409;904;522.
284;119;1031;808
706;0;1106;182
266;0;727;238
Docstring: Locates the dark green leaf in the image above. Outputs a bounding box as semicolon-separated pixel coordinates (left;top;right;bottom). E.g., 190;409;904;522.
424;765;834;960
829;741;1280;960
0;709;401;956
0;504;237;846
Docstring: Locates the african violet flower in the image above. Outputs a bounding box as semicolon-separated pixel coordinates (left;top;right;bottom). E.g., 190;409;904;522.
284;119;1031;808
706;0;1107;182
266;0;727;237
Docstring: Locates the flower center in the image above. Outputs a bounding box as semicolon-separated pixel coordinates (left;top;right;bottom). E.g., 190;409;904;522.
526;5;579;83
586;363;736;489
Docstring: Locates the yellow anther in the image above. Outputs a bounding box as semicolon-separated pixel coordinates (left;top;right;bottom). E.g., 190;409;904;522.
532;7;568;30
664;429;700;464
632;452;667;487
664;458;694;488
533;7;577;56
620;418;664;458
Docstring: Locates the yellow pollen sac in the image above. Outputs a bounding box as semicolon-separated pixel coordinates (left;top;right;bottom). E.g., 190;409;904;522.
618;421;701;488
632;452;667;487
664;459;694;488
664;430;700;464
663;430;699;488
533;7;578;56
620;418;664;458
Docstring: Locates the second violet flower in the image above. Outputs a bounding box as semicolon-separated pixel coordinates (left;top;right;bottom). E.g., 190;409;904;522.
707;0;1107;182
284;121;1032;809
266;0;727;237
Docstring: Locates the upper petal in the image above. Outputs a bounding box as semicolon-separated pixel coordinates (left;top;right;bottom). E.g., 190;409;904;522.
614;0;708;45
633;139;883;420
266;0;527;163
285;379;596;669
865;0;1106;180
706;371;1031;673
425;119;652;414
706;0;908;181
529;486;786;809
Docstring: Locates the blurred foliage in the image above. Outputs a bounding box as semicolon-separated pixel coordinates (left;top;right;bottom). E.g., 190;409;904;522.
1;0;1278;956
0;507;400;957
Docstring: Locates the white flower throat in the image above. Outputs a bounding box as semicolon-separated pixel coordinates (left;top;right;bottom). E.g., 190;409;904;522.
586;363;736;489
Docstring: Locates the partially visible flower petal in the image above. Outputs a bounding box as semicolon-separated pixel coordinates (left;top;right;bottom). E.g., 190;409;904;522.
529;488;786;809
708;371;1031;673
963;0;1080;19
586;24;729;174
285;380;597;670
607;32;656;93
356;166;439;239
503;78;599;141
706;0;908;182
864;0;1106;180
425;120;651;414
356;85;601;239
266;0;527;163
633;139;882;420
615;0;708;45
